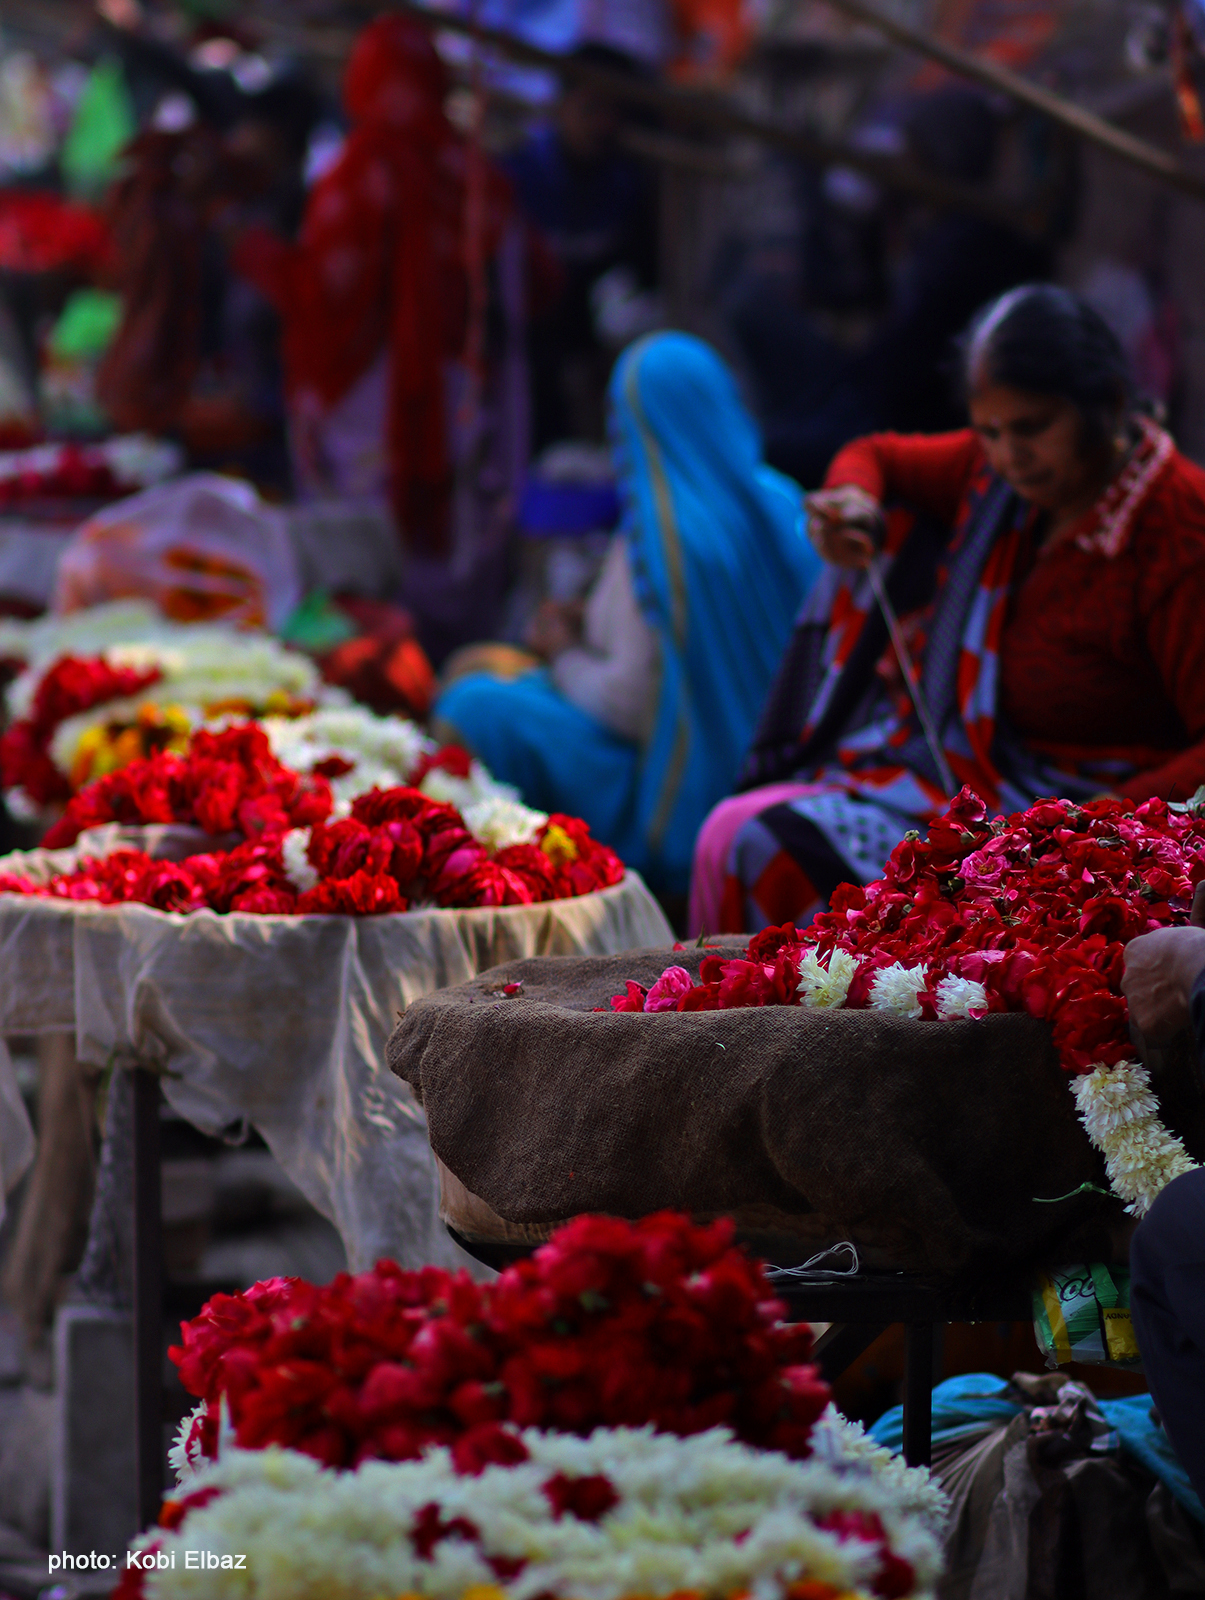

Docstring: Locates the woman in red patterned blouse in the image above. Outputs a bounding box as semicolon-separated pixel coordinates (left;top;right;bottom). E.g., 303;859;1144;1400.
690;284;1205;934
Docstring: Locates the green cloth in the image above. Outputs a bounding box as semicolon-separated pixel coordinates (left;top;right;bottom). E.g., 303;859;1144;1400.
60;57;135;199
48;290;122;362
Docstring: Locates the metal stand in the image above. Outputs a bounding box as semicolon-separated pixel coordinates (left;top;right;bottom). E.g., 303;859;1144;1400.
445;1228;1033;1473
902;1323;935;1468
775;1276;1031;1470
131;1068;163;1531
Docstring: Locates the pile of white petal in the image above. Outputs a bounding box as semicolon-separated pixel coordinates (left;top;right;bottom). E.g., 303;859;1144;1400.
136;1423;946;1600
261;706;529;826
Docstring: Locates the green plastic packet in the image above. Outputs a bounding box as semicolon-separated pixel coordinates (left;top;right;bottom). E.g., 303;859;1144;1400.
1033;1263;1143;1370
279;591;358;655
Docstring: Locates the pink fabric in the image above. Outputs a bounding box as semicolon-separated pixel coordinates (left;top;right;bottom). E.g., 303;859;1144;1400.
687;780;814;936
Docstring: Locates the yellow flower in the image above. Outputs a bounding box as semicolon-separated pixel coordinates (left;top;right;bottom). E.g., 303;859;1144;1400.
541;823;578;866
69;724;108;788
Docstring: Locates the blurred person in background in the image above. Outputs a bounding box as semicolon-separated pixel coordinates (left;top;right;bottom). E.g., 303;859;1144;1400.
434;332;820;897
503;43;660;449
93;1;324;487
1123;891;1205;1504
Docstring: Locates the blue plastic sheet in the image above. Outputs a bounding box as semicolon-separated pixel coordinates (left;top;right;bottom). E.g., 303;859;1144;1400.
869;1372;1204;1524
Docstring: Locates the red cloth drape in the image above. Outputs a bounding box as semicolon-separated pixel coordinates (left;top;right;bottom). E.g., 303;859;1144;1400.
236;15;511;553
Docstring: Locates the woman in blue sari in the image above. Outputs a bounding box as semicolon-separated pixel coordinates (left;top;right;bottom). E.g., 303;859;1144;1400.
433;331;820;894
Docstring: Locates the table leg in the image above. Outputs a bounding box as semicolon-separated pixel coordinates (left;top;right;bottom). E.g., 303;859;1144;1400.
902;1322;934;1470
132;1067;163;1530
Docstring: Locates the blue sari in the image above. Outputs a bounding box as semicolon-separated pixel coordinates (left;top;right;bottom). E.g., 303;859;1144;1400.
434;332;820;893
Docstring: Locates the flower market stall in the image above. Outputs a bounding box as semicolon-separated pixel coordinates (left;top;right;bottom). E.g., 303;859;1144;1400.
0;720;671;1523
388;788;1205;1472
392;788;1205;1259
119;1212;948;1600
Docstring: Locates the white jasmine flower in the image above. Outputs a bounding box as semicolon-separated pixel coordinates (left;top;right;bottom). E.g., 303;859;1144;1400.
280;828;317;893
420;759;520;812
136;1425;944;1600
868;960;928;1018
168;1402;208;1486
797;948;859;1009
934;975;989;1019
1073;1061;1198;1215
462;796;548;853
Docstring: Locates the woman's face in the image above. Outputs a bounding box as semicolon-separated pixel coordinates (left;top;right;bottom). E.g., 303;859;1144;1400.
967;377;1109;512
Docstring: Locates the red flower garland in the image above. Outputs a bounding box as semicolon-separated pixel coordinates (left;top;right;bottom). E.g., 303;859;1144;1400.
168;1212;827;1473
612;788;1205;1077
0;654;164;805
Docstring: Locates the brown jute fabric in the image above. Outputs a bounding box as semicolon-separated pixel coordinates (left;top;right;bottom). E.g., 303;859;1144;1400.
388;949;1135;1276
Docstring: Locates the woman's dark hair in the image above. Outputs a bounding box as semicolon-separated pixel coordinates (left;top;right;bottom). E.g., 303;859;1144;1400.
964;284;1136;448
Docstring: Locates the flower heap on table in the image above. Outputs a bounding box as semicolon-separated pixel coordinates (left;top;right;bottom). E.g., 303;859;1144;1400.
119;1213;943;1600
612;787;1205;1216
0;435;180;508
0;723;622;914
0;620;516;823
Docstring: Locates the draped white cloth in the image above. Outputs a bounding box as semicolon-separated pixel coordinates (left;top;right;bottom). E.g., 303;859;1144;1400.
0;836;671;1269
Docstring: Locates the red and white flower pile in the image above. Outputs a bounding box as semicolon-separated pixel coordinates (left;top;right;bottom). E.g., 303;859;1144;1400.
167;1213;829;1473
124;1215;942;1600
0;629;325;807
0;435;179;507
0;652;166;805
614;788;1204;1215
123;1423;942;1600
0;724;623;915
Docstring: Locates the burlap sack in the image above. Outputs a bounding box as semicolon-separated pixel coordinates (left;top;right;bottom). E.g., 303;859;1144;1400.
388;949;1145;1276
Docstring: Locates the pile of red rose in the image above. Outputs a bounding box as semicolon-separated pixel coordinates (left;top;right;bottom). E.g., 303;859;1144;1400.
169;1211;828;1475
612;787;1205;1076
0;723;624;915
0;654;165;806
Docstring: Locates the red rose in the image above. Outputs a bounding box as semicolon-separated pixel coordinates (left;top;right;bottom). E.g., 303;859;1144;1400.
296;872;405;916
542;1471;619;1521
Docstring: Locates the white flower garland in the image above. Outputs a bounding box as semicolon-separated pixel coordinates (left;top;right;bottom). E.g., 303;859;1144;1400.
140;1426;945;1600
1072;1060;1198;1217
932;976;988;1020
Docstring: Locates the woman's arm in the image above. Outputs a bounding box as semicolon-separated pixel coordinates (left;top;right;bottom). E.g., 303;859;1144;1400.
823;430;983;527
549;538;659;744
1118;466;1205;802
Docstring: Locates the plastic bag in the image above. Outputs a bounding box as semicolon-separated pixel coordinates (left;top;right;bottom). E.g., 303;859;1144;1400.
1034;1262;1143;1369
53;473;302;630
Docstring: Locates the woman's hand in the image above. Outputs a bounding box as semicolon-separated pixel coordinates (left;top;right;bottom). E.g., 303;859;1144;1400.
525;600;584;662
1121;881;1205;1043
804;485;883;569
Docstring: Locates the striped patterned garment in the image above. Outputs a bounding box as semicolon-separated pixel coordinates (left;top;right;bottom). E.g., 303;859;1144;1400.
689;419;1205;935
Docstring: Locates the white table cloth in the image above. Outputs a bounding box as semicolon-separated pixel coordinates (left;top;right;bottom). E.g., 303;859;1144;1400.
0;840;671;1269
